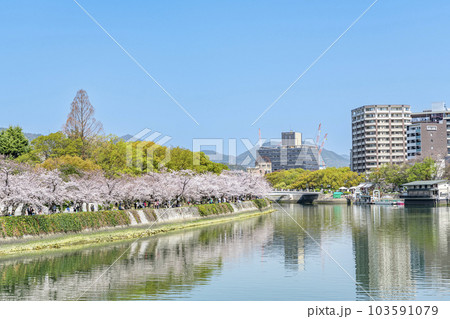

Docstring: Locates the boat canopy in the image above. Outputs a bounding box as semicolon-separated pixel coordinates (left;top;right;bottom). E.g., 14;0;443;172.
355;182;374;189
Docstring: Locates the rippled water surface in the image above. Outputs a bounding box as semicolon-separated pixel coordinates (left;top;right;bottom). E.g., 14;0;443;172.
1;204;450;301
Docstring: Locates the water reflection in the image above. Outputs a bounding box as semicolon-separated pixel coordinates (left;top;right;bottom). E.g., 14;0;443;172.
0;216;274;300
1;205;450;300
352;205;450;300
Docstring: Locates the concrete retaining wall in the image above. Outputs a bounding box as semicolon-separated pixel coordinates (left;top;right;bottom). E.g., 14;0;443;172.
127;201;268;226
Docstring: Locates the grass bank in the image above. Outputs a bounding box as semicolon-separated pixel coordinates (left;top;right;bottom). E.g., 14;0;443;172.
0;202;273;257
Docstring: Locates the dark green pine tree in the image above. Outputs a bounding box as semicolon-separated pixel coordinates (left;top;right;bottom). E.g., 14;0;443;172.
0;126;30;158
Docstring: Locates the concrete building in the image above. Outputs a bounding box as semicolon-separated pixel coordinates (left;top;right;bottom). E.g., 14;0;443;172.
257;132;319;172
246;157;272;177
351;105;411;173
407;122;447;160
410;102;449;157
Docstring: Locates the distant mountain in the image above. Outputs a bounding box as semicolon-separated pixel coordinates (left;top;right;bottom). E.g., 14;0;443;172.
320;149;349;168
120;134;134;141
24;132;42;141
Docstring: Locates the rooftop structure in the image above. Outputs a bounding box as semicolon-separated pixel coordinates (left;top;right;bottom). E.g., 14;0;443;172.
281;131;302;147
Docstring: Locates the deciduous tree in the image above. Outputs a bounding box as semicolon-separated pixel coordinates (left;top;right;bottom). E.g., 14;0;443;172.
63;89;103;157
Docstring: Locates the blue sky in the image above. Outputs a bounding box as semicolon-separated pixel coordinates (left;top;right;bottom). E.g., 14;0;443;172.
1;0;449;155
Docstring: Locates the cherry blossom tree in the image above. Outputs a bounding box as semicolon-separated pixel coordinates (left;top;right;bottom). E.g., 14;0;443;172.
0;157;271;214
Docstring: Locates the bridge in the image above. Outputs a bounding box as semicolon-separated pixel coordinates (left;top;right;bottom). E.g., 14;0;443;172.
266;191;320;204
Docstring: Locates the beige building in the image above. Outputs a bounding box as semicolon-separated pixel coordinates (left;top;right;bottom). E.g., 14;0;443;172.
351;105;411;173
281;131;302;147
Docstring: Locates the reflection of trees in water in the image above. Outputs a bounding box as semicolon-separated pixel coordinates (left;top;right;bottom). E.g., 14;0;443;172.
0;216;274;300
2;205;450;301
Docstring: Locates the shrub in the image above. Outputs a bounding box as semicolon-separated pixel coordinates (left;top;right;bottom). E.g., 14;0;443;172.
196;203;234;217
0;211;131;238
252;198;270;210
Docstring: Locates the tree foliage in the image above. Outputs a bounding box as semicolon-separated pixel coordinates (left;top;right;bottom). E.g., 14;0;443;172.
14;131;228;176
90;135;129;177
0;126;30;158
265;167;364;190
368;158;437;191
16;132;82;164
37;155;101;177
166;147;228;174
6;90;228;180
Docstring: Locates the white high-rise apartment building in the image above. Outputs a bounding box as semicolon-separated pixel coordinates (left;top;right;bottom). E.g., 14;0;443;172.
351;105;411;173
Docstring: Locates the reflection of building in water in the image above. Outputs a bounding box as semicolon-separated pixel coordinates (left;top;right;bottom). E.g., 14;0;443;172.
351;206;415;300
435;208;450;279
271;204;348;272
297;236;305;271
0;216;274;301
270;204;320;272
412;207;450;283
277;223;306;272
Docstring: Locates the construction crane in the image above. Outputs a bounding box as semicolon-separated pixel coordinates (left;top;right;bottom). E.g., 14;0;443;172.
314;124;327;169
315;123;322;146
318;133;327;169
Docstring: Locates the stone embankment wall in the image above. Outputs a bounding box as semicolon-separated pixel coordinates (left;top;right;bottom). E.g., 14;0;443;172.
0;199;271;240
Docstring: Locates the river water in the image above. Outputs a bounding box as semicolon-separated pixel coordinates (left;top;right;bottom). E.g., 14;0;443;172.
1;204;450;301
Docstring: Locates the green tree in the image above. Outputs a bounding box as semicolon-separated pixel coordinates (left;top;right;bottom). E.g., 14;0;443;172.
90;135;129;177
407;157;436;182
166;147;227;173
266;167;363;191
368;159;437;192
125;140;169;174
0;126;30;158
38;155;101;178
369;164;408;192
18;132;82;163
